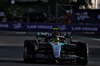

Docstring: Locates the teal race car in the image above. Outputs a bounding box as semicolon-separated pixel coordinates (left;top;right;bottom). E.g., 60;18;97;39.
23;31;89;65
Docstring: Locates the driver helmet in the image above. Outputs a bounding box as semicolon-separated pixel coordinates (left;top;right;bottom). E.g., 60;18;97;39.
51;31;60;42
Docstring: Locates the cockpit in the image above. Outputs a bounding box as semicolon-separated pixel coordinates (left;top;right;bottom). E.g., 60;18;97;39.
44;36;66;43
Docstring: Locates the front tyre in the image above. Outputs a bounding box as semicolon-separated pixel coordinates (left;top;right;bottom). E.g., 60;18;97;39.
23;40;38;63
76;42;89;65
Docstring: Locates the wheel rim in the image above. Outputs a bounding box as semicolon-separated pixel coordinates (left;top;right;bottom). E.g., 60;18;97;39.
24;47;27;59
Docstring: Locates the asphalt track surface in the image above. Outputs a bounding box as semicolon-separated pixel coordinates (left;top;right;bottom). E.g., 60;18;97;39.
0;35;99;66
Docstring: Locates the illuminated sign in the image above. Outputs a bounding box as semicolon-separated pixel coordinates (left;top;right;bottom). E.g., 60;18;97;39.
0;12;4;16
16;0;48;2
11;0;15;4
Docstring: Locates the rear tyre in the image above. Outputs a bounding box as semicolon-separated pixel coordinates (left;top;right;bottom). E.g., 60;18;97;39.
23;40;38;63
76;42;89;65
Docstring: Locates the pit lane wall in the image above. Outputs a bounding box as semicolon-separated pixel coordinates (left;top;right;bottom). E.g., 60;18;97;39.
0;22;100;34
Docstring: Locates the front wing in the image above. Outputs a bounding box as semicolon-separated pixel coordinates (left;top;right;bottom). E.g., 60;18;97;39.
35;54;79;60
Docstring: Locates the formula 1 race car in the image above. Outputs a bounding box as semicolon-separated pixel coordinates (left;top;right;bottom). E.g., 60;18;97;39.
23;31;89;65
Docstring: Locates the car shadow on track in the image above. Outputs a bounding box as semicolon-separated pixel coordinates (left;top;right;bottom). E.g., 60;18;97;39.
0;59;78;65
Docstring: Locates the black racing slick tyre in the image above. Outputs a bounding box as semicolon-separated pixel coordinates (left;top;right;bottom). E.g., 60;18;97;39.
76;42;89;65
23;40;38;63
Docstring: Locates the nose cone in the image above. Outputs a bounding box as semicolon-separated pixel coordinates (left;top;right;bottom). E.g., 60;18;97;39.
51;43;61;58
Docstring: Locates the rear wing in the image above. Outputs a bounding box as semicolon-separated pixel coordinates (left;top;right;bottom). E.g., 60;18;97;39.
36;32;72;38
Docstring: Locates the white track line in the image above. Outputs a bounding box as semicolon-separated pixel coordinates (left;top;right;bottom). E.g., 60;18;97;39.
0;44;23;46
73;36;100;41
